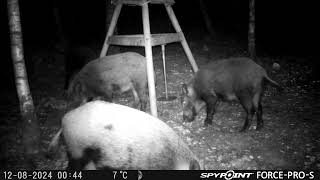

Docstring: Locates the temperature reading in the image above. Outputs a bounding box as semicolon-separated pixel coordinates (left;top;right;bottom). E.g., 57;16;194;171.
113;171;128;180
113;171;117;180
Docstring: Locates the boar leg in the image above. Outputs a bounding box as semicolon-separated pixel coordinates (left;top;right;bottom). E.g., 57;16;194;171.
133;83;148;112
138;90;148;112
255;100;264;130
131;87;140;110
256;102;263;130
66;148;99;170
239;94;255;132
66;152;87;170
202;95;218;126
253;91;264;130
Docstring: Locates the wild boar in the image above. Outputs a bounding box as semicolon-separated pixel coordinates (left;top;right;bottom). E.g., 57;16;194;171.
67;52;148;111
48;100;201;170
181;57;283;132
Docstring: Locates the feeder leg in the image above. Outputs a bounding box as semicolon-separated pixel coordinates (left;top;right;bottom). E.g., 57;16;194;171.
100;4;122;57
142;3;158;117
165;5;198;72
161;45;168;99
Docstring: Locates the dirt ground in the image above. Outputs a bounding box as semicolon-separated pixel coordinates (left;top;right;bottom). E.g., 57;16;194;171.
1;38;319;170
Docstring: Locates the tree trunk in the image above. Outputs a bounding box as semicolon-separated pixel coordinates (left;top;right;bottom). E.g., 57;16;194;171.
7;0;40;169
248;0;256;59
52;0;67;52
199;0;215;38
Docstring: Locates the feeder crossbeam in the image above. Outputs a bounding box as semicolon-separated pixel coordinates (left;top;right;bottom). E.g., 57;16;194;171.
112;0;175;6
108;33;183;46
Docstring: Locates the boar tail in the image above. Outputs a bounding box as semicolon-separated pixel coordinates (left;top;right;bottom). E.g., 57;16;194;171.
264;74;284;92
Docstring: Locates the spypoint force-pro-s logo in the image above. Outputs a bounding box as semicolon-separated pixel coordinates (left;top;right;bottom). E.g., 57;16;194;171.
200;170;254;180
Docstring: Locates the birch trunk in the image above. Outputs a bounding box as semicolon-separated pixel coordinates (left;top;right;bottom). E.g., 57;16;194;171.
7;0;40;169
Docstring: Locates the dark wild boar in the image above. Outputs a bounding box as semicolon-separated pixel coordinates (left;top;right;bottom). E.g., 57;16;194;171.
48;100;201;170
181;57;283;132
67;52;148;111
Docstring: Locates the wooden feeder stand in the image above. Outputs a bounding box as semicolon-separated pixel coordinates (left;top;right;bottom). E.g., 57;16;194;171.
100;0;198;117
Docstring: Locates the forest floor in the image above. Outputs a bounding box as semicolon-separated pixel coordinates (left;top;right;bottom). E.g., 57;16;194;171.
1;36;319;170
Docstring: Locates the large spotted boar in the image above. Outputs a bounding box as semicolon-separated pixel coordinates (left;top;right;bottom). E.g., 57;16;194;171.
181;57;283;132
48;100;201;170
67;52;148;111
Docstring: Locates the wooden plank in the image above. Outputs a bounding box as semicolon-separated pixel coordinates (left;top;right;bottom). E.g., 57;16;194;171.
152;33;182;46
112;0;174;6
107;33;182;46
108;34;145;46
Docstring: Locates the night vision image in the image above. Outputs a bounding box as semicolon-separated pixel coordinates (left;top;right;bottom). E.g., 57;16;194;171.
0;0;318;170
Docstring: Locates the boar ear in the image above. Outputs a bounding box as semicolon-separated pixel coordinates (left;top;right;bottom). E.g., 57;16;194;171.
181;83;188;95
